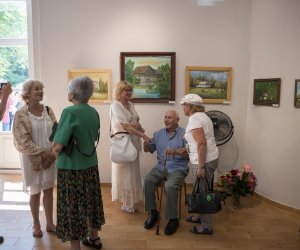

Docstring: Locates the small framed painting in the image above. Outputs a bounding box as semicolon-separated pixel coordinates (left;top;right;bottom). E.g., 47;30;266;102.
68;69;112;104
253;78;281;106
185;66;232;104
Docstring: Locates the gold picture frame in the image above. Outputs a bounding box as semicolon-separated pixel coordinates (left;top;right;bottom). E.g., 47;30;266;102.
185;66;232;104
68;69;112;104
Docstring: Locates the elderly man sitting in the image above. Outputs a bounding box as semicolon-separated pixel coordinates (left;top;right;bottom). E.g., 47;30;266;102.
143;110;189;235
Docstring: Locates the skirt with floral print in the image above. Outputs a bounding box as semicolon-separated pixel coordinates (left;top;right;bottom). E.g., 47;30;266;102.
56;166;105;242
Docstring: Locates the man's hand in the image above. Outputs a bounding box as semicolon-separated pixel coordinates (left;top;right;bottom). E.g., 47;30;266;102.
165;148;177;156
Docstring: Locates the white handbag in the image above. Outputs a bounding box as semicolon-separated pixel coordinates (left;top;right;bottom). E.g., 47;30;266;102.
110;131;137;164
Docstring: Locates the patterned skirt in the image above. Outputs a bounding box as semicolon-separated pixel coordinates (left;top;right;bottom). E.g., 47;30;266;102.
56;166;105;242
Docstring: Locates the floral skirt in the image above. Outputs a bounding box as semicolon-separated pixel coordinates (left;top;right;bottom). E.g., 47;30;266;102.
56;166;105;242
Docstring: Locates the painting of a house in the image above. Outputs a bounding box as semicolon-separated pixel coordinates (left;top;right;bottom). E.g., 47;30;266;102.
68;69;111;103
132;65;158;85
120;52;176;103
185;66;232;104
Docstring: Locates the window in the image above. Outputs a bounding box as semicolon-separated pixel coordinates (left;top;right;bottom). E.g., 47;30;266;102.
0;0;29;132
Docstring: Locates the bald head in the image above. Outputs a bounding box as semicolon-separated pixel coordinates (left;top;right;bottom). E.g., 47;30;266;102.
164;110;179;131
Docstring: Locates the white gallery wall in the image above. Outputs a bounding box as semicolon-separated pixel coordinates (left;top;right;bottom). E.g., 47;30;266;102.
30;0;299;209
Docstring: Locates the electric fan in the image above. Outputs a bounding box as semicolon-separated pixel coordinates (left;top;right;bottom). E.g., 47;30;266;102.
206;110;234;146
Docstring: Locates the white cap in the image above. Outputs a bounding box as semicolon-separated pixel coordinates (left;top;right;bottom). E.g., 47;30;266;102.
180;94;203;106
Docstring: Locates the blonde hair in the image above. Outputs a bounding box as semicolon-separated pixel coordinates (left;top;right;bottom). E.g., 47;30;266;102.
21;79;44;103
114;80;133;101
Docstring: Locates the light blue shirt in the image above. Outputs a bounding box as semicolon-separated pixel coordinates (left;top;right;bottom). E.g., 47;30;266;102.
147;126;189;174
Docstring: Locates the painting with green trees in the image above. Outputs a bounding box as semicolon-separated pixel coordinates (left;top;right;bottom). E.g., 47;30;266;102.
253;78;281;106
68;69;111;103
120;52;175;103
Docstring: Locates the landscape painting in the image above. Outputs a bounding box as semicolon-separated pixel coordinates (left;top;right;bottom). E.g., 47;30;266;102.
185;66;232;104
68;69;111;104
120;52;176;103
253;78;281;106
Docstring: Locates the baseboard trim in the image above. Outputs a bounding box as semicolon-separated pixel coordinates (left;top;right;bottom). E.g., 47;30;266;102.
254;192;300;214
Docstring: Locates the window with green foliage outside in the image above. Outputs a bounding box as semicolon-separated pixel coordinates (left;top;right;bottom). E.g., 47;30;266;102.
0;0;29;132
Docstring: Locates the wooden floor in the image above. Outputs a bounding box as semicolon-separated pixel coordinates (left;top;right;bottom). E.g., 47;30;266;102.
0;174;299;250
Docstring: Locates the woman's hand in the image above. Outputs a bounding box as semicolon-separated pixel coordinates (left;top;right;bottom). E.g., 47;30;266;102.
41;150;56;169
143;135;151;144
197;165;206;178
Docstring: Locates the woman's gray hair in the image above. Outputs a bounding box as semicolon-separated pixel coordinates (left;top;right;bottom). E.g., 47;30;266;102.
68;76;94;103
21;79;44;103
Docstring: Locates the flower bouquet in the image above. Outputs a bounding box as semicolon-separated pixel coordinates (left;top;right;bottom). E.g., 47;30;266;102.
218;164;257;207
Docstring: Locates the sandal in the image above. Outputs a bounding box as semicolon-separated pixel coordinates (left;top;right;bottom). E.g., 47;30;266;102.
82;237;102;249
190;226;213;235
46;225;56;233
121;205;139;214
32;224;43;238
186;215;201;224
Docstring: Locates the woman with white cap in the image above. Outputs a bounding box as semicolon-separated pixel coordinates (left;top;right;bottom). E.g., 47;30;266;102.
179;93;219;235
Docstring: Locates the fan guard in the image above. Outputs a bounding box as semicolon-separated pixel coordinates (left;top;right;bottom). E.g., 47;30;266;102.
206;110;234;146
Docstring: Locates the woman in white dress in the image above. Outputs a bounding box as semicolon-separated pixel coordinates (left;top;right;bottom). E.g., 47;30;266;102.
13;80;57;238
110;81;151;213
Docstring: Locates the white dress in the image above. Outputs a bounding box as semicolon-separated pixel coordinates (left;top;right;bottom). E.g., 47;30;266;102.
19;106;56;195
110;101;143;207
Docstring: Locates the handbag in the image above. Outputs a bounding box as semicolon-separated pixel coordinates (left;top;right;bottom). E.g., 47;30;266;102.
110;131;137;164
63;135;75;156
185;177;222;214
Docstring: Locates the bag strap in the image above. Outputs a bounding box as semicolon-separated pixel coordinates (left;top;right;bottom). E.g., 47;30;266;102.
109;104;128;137
46;106;50;115
193;177;212;194
110;131;129;138
75;111;100;157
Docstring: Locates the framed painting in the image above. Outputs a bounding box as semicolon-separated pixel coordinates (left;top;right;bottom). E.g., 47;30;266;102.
253;78;281;106
120;52;176;103
295;79;300;108
185;66;232;104
68;69;111;104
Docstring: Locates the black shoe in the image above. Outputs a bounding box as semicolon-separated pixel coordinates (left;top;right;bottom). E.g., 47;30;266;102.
144;210;158;229
164;218;179;235
0;236;4;244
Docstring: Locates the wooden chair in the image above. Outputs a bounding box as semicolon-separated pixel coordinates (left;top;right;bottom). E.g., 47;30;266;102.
156;181;187;219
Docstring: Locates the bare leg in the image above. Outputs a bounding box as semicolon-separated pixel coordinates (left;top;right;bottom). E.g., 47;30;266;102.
43;187;56;231
30;192;43;237
70;240;81;250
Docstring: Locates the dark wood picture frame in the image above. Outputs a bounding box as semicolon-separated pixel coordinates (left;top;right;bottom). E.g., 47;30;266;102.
253;78;281;106
120;52;176;103
295;79;300;108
